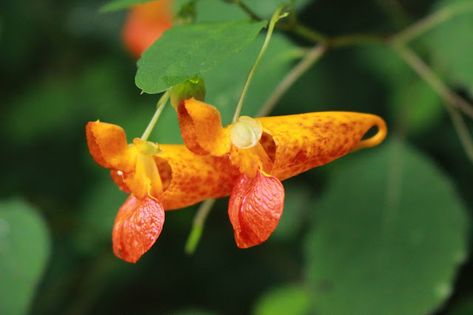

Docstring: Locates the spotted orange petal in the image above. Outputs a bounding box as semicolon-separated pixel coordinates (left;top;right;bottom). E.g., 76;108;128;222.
178;98;231;156
228;170;285;248
158;145;239;210
85;121;135;172
257;112;387;180
123;0;173;58
112;195;165;263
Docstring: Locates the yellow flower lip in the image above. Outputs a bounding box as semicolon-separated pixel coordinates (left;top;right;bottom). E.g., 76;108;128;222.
230;116;263;149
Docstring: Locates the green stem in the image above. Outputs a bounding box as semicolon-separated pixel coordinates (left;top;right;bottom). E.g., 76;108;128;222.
232;6;289;123
140;91;170;141
227;0;262;20
185;198;216;254
392;43;473;120
391;2;473;44
289;23;327;43
392;43;473;162
258;44;327;117
328;33;386;47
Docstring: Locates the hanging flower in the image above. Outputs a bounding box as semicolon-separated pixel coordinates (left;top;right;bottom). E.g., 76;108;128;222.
176;98;387;248
122;0;173;58
86;121;239;262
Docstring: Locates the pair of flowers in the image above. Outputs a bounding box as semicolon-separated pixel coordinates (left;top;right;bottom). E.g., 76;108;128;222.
86;97;387;263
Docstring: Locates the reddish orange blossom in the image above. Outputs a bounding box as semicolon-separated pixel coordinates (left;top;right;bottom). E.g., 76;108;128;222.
122;0;173;58
86;121;239;262
177;98;387;248
86;100;387;262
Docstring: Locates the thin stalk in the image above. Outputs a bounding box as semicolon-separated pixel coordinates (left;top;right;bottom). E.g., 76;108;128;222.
391;2;473;44
392;43;473;120
185;198;216;254
289;23;327;43
140;91;170;141
258;44;327;117
228;0;262;20
232;7;288;122
393;43;473;162
445;106;473;163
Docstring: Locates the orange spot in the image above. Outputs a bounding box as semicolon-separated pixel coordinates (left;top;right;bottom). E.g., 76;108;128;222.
228;170;284;248
122;0;173;58
112;195;165;263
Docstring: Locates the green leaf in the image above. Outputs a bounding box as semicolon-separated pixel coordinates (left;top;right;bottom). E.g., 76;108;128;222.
0;199;51;315
100;0;154;12
135;20;267;94
305;140;468;315
390;78;443;134
253;284;311;315
424;0;473;95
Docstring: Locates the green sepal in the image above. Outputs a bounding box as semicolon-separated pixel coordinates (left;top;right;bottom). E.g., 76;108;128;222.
170;76;206;109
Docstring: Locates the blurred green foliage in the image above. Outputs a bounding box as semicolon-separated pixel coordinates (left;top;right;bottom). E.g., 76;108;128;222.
1;0;473;314
0;200;50;315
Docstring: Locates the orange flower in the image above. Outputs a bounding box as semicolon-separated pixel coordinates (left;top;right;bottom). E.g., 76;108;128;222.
86;121;239;262
177;98;387;248
122;0;173;58
86;101;386;261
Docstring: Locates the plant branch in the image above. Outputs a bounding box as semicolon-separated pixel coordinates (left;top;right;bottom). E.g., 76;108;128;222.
328;33;386;48
391;2;473;44
258;44;327;117
445;105;473;163
392;43;473;120
185;198;216;254
393;43;473;162
226;0;262;21
141;91;170;141
285;23;327;43
233;6;288;122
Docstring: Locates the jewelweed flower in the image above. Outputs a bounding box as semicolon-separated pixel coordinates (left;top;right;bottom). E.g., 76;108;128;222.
177;98;387;248
122;0;173;58
86;121;239;262
86;100;386;261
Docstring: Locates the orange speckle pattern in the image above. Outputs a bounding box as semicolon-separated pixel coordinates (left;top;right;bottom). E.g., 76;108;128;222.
158;145;239;209
257;112;387;180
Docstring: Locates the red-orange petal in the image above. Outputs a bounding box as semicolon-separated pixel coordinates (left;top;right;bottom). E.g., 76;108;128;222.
122;0;173;58
112;195;165;263
178;98;231;156
228;170;285;248
85;121;134;172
